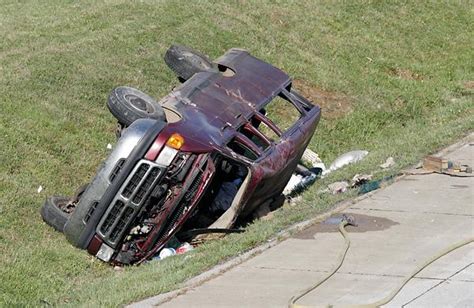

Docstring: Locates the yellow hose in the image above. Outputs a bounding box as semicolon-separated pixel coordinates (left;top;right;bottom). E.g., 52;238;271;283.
288;219;351;308
289;219;474;308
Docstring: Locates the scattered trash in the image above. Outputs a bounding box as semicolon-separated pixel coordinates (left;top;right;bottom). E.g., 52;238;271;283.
140;225;152;234
129;226;140;235
283;164;319;196
324;150;369;175
327;181;349;194
290;173;318;197
113;265;124;272
405;156;474;177
358;175;395;195
302;149;326;172
423;155;447;171
158;248;176;259
358;180;381;194
380;157;395;169
106;143;113;150
283;174;304;195
37;186;43;194
423;156;472;174
176;242;194;255
152;238;195;261
351;174;373;187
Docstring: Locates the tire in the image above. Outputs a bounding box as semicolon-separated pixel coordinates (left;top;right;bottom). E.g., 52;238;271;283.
164;44;217;81
40;184;89;233
40;196;71;232
107;87;167;126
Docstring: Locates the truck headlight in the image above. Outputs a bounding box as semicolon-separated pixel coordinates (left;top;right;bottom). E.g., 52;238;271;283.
96;243;114;262
155;146;179;166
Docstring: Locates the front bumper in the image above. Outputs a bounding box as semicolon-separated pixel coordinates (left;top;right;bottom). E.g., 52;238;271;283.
63;119;166;249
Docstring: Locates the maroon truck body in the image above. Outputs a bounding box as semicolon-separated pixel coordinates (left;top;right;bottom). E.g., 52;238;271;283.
43;48;321;265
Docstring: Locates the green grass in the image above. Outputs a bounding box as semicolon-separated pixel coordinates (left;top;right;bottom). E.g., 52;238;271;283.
0;1;472;306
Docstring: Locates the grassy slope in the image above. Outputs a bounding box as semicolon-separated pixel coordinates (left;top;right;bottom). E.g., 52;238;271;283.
0;1;472;305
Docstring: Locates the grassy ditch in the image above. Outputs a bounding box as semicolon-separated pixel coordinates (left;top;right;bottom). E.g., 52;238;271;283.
0;1;472;306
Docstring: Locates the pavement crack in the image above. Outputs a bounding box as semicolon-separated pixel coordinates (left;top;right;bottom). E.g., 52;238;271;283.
350;207;410;213
246;266;415;279
402;262;474;307
246;266;329;273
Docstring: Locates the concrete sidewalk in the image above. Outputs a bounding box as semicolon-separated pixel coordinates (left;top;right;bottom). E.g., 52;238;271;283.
134;137;473;308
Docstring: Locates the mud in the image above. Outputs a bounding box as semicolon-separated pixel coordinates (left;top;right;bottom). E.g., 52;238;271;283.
293;213;399;240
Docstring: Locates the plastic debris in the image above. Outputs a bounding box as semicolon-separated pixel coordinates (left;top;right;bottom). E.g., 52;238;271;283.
289;173;317;197
140;225;152;234
358;175;395;195
129;226;140;235
158;248;176;259
176;242;194;255
358;180;381;194
113;265;124;272
327;181;349;194
302;149;326;172
351;174;373;187
106;143;113;150
324;150;369;175
283;174;304;195
380;157;395;169
283;163;319;196
37;185;43;193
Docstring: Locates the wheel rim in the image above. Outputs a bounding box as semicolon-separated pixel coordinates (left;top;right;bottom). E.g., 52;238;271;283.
125;94;155;114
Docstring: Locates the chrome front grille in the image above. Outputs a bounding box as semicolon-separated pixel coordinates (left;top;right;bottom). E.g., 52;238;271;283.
132;167;160;204
100;200;125;235
97;160;163;246
122;164;150;198
109;207;134;242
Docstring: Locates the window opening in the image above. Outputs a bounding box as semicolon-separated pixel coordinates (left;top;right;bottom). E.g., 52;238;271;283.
261;92;302;132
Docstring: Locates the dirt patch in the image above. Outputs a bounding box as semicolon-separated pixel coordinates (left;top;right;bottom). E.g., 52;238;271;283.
388;67;423;80
293;79;352;119
463;81;474;89
270;10;289;27
293;213;398;239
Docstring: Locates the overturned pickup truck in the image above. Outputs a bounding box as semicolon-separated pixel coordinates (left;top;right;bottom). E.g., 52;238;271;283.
41;46;321;265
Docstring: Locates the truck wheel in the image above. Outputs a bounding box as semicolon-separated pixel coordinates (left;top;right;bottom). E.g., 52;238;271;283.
107;87;167;126
40;184;88;232
164;44;217;81
40;196;71;232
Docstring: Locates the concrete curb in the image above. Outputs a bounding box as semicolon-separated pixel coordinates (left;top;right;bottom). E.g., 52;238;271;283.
129;132;473;308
